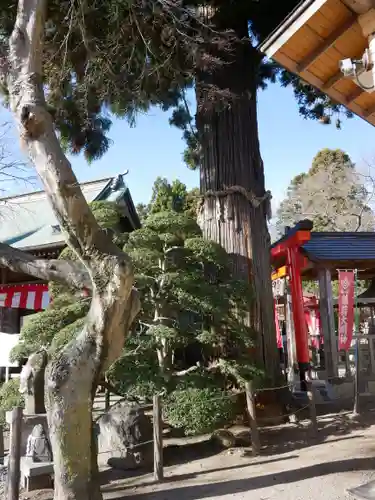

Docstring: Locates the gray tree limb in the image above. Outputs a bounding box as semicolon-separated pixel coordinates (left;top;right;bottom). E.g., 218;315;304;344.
0;241;92;290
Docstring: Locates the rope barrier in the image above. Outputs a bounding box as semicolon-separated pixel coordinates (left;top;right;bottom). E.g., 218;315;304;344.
256;403;311;423
97;439;155;454
255;382;296;392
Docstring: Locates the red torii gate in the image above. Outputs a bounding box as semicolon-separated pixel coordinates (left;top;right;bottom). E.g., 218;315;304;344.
271;222;312;387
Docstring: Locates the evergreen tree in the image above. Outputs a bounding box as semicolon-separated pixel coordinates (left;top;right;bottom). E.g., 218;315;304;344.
137;177;200;221
169;3;352;383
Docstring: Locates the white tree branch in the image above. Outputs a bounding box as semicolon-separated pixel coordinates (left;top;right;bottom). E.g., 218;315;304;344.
7;0;139;383
0;241;92;290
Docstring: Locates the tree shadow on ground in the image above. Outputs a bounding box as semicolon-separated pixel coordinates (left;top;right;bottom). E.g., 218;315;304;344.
105;456;375;499
100;438;228;485
101;409;375;488
259;409;372;455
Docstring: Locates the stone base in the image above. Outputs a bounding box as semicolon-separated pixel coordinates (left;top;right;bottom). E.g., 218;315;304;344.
20;457;53;492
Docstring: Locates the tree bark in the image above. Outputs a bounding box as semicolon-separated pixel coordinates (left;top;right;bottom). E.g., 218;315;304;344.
0;241;92;291
6;1;140;499
196;18;279;383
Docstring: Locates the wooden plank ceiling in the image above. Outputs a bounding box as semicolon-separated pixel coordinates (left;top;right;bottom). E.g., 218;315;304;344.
260;0;375;126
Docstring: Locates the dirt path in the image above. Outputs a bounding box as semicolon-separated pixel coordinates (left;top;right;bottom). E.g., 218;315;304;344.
101;412;375;500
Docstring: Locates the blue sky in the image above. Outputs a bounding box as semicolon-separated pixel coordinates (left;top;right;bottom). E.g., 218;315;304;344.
1;82;375;211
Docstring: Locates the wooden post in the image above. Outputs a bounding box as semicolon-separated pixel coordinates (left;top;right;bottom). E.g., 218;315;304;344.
153;394;163;482
7;407;22;500
245;381;260;456
318;268;338;380
344;351;351;378
307;381;318;437
353;336;360;416
105;388;110;411
0;424;4;462
285;285;299;385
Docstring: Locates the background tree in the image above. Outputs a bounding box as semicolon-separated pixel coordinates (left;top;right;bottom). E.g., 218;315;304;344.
276;149;374;235
137;177;200;221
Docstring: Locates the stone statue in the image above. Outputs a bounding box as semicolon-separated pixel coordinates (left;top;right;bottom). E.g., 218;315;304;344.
19;350;48;414
26;424;52;463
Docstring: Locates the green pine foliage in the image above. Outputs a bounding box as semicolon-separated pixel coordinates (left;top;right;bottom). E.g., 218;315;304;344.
163;388;235;436
0;1;348;163
107;205;259;434
137;177;200;222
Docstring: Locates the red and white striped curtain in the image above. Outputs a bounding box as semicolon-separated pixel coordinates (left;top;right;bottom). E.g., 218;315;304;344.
0;284;50;311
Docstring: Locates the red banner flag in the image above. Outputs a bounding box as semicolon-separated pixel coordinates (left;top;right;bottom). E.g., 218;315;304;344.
338;270;355;351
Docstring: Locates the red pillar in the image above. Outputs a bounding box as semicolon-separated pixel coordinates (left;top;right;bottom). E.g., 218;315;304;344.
287;247;309;387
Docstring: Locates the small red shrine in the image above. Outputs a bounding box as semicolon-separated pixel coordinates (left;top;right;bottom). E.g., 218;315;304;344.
271;220;375;384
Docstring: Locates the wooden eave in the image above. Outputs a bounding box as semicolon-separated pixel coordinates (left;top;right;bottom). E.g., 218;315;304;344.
259;0;375;126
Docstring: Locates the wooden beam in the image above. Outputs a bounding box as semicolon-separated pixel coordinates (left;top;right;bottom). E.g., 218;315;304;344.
342;0;375;15
297;15;357;72
323;71;343;89
364;101;375;116
260;0;330;58
275;51;371;125
271;230;311;259
345;86;364;103
318;268;338;379
271;255;310;281
272;266;287;280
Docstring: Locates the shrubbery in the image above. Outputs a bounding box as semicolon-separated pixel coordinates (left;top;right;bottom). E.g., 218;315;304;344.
163;388;236;436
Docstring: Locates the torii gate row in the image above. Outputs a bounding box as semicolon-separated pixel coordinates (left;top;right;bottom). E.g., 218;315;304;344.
271;224;312;386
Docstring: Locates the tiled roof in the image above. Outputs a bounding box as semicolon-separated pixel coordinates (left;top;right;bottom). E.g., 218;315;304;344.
0;174;140;250
302;232;375;263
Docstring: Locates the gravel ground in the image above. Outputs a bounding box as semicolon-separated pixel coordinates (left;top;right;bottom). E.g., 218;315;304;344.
99;412;375;500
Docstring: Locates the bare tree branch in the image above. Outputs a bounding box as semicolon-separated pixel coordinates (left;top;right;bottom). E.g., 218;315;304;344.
0;241;91;290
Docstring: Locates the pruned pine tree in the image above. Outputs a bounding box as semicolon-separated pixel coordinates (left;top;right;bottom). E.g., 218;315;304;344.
109;209;260;433
10;200;259;436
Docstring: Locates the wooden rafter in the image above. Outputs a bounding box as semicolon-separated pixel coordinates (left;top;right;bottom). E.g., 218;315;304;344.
345;86;364;103
322;71;343;89
365;101;375;116
297;15;358;72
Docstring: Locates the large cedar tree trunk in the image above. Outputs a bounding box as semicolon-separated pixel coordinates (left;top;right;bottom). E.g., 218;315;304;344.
6;1;140;499
196;16;279;383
